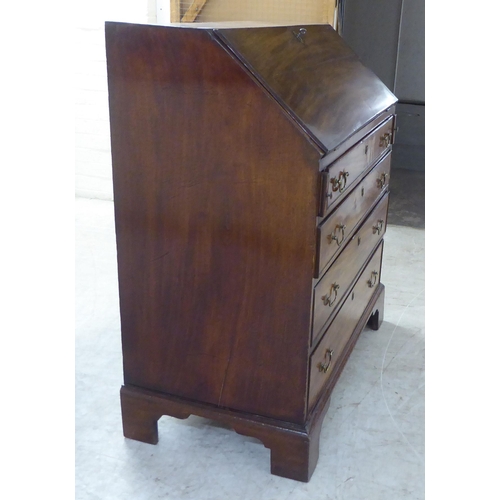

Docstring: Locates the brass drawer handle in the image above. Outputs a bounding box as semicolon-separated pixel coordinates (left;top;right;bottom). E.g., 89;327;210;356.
367;271;378;288
330;170;349;194
322;283;340;307
327;224;346;246
379;132;392;148
376;172;388;189
319;348;334;373
373;219;384;235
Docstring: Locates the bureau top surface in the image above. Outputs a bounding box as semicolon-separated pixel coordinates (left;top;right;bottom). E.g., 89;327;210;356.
215;24;397;153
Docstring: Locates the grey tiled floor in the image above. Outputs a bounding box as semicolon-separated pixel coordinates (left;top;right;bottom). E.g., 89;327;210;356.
387;168;425;229
76;197;424;499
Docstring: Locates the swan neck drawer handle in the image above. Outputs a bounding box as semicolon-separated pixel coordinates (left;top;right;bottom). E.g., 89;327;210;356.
319;348;334;373
322;283;340;307
376;172;388;189
327;224;346;246
373;219;384;235
379;132;392;148
330;170;349;194
367;271;379;288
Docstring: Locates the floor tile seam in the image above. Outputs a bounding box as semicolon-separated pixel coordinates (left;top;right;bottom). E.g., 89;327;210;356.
381;330;422;374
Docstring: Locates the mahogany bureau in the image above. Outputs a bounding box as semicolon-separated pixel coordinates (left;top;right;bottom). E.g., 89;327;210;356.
105;22;397;482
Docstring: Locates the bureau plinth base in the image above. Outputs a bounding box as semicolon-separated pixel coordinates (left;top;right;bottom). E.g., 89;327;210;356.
120;385;331;482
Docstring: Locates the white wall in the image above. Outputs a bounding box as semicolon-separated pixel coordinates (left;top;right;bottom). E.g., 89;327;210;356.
75;1;156;200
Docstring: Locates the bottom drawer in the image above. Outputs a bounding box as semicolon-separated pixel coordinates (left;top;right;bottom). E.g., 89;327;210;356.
308;242;384;410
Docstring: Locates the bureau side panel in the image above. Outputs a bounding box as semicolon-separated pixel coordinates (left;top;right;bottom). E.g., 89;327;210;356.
105;23;319;424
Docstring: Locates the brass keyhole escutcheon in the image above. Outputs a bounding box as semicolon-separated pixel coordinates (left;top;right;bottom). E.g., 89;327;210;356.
319;348;334;373
293;27;307;44
322;283;340;307
376;172;388;189
327;224;346;246
373;219;384;235
367;271;378;288
330;170;349;194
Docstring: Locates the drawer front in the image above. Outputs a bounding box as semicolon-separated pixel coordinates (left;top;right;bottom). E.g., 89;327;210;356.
312;192;389;343
320;117;394;216
308;242;384;409
316;152;391;277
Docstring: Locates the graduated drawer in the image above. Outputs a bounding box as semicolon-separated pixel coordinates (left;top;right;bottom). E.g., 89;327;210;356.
312;192;389;344
308;242;383;410
319;116;394;217
315;151;391;277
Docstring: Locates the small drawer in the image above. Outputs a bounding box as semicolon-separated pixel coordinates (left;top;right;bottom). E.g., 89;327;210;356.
312;192;389;343
316;152;391;277
308;242;384;410
319;116;394;217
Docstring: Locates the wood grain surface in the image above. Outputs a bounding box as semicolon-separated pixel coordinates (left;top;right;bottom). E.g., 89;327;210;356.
217;25;397;153
106;21;394;481
316;151;391;276
309;242;384;408
106;22;320;424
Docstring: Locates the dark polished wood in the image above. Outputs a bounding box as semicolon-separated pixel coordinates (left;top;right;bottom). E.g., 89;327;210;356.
120;384;331;482
319;106;395;168
106;21;395;482
217;25;397;153
312;194;389;343
309;242;383;407
316;151;391;277
106;23;319;425
320;117;394;216
309;282;386;417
